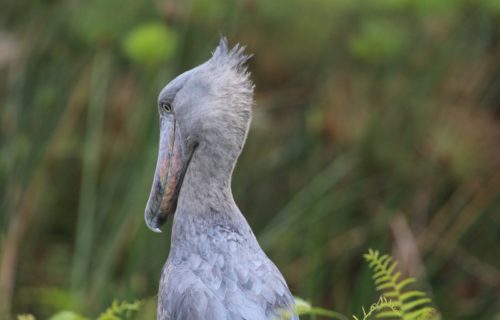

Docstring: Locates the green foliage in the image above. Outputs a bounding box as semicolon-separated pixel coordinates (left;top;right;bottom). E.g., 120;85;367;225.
290;297;349;320
18;287;79;315
363;249;440;320
49;311;88;320
352;297;399;320
296;250;440;320
122;22;176;67
96;300;141;320
19;300;140;320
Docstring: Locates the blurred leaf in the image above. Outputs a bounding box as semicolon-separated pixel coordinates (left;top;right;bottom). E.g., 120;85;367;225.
16;287;80;319
48;311;88;320
349;19;409;64
292;296;349;319
122;22;176;67
97;300;141;320
293;296;312;313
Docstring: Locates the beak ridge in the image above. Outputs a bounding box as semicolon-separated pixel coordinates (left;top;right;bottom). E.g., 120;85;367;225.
144;116;189;232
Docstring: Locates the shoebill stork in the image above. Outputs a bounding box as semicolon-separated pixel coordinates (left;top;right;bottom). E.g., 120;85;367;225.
144;38;297;320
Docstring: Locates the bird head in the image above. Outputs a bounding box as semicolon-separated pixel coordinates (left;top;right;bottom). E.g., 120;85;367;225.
144;38;254;232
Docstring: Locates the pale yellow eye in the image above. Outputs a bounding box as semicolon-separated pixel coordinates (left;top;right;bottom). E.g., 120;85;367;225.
161;103;172;113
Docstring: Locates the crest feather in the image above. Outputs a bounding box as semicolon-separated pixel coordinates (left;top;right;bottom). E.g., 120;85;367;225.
211;37;253;72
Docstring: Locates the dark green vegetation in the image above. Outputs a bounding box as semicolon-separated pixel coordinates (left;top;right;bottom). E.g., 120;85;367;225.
293;250;441;320
1;0;499;319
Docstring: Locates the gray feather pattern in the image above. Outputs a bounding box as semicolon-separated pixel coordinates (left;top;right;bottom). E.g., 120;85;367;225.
159;222;297;319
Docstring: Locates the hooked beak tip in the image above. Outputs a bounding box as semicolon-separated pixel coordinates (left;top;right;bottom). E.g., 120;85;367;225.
145;214;163;233
150;227;162;233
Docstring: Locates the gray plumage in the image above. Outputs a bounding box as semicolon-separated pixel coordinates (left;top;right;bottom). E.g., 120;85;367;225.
151;39;297;320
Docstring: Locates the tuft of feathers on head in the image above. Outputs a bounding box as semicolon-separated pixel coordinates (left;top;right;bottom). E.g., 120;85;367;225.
206;37;254;111
211;37;253;72
209;37;254;94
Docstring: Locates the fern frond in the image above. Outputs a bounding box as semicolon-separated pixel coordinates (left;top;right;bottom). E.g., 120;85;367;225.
401;298;431;312
364;249;439;320
405;307;434;320
97;300;141;320
396;278;416;292
399;291;426;302
353;296;400;320
376;310;401;318
413;307;441;320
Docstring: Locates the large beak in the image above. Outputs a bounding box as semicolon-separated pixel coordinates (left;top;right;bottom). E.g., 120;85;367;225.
145;115;189;232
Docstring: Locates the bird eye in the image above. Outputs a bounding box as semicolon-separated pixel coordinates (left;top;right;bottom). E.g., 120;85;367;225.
161;103;172;113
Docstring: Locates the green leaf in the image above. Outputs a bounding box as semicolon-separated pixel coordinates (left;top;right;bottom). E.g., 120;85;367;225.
48;311;88;320
376;282;393;291
123;22;176;67
401;298;431;312
376;310;402;318
400;291;426;302
293;296;312;313
396;278;416;291
387;261;399;275
374;274;391;285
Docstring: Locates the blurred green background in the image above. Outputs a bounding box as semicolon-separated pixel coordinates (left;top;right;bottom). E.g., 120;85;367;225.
1;0;499;319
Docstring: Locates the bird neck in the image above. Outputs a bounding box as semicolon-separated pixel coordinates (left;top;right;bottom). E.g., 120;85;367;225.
174;141;242;223
169;142;259;258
